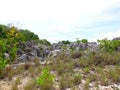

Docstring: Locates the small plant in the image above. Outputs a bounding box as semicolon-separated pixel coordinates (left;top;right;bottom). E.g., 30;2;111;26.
59;76;73;90
0;40;8;75
7;70;14;80
0;59;7;72
71;51;82;59
15;65;24;75
29;65;35;77
24;79;37;90
11;77;20;90
88;73;97;82
100;77;109;86
72;73;82;85
0;58;7;79
84;67;90;73
35;66;42;75
84;79;90;90
95;81;99;90
34;57;40;66
37;67;54;90
56;62;65;76
99;73;110;86
109;69;120;83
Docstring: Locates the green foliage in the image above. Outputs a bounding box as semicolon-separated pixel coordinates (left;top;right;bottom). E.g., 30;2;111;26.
20;30;39;41
0;26;18;73
0;24;51;68
37;67;54;90
97;38;120;52
39;39;51;45
58;40;71;44
0;58;7;71
72;73;82;85
76;38;88;44
76;38;81;44
0;24;39;41
0;40;7;72
84;67;90;73
81;39;88;43
84;79;90;90
0;24;8;39
24;79;37;90
59;75;73;89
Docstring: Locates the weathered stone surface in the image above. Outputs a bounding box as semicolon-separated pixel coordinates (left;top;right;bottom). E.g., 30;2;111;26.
15;41;100;63
19;54;29;61
113;37;120;40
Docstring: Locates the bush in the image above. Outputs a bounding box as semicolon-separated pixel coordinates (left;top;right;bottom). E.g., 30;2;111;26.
97;39;120;52
37;67;54;90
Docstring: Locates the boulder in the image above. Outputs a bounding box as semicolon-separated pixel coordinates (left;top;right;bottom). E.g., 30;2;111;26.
43;47;50;57
19;54;29;62
113;37;120;40
4;53;10;60
88;42;99;52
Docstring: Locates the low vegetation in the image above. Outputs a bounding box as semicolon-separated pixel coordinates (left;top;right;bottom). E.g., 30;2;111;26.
1;24;120;90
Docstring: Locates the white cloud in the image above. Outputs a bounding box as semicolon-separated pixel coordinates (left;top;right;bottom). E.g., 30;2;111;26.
89;30;120;42
100;30;120;40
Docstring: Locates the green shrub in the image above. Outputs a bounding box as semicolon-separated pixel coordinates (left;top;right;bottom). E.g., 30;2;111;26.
84;79;90;90
37;67;54;90
0;40;8;76
84;67;90;73
97;39;120;52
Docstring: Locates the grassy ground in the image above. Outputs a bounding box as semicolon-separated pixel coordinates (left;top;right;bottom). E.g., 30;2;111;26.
1;50;120;90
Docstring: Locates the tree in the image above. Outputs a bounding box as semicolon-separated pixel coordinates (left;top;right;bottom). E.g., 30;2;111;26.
0;24;8;39
58;40;71;44
76;38;88;44
20;30;39;41
97;39;120;52
81;39;88;43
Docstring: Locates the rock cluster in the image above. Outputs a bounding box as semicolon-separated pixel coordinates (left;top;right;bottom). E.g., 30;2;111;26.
13;41;99;63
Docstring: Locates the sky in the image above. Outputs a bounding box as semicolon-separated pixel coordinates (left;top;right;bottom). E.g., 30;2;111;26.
0;0;120;43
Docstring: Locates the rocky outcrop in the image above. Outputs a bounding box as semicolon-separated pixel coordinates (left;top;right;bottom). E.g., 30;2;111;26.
15;41;42;63
113;37;120;40
14;41;100;63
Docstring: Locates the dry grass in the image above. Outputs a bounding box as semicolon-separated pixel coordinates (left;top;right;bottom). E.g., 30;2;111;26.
24;79;37;90
1;51;120;89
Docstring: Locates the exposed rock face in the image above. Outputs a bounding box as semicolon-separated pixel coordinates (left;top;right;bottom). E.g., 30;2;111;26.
15;41;100;63
19;54;29;61
16;41;42;63
88;42;99;52
113;37;120;40
70;42;88;51
32;45;41;57
42;47;50;57
50;49;62;57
